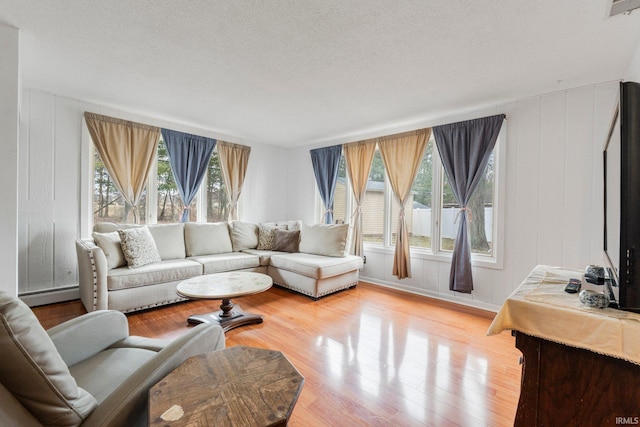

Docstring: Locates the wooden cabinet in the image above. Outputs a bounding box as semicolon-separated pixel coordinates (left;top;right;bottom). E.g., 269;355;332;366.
488;266;640;426
514;332;640;426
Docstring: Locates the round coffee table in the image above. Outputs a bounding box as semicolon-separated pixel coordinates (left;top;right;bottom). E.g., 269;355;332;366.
176;271;272;331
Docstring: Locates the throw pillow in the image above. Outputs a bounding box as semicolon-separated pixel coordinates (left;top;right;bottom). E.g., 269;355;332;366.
299;223;349;257
184;222;233;256
230;221;259;251
272;229;300;252
0;291;98;426
92;231;126;269
118;226;162;268
147;223;186;260
257;223;287;250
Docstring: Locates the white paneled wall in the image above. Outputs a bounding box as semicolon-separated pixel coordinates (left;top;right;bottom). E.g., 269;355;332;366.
0;24;20;296
289;82;620;311
17;89;288;298
19;91;82;294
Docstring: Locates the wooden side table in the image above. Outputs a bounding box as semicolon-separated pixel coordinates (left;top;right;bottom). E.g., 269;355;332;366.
149;346;304;426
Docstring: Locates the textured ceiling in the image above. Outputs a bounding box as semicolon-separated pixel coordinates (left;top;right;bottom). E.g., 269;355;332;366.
2;1;640;147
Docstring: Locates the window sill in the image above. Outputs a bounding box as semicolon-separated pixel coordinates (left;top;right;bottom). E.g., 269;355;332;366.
362;243;503;270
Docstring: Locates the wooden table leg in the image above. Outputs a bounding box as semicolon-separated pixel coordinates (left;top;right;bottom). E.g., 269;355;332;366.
187;299;264;332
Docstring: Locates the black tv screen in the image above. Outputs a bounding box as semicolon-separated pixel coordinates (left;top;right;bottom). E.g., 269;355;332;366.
603;81;640;312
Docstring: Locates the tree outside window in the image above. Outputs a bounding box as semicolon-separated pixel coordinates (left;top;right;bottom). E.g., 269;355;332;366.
334;134;498;257
93;137;228;225
206;152;227;223
92;150;147;224
441;151;494;255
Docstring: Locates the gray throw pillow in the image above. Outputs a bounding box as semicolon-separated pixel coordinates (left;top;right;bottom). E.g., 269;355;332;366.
118;226;162;268
0;291;98;426
272;229;300;252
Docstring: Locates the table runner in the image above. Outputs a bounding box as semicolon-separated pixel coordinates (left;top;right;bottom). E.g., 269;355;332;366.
487;265;640;365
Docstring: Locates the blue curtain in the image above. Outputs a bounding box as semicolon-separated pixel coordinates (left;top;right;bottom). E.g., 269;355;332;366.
433;114;505;293
310;145;343;224
161;129;217;222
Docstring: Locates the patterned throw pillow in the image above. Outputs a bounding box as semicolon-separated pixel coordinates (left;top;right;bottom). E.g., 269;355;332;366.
118;226;162;268
257;223;287;250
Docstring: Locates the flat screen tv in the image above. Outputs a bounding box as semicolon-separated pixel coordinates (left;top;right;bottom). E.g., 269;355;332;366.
603;81;640;312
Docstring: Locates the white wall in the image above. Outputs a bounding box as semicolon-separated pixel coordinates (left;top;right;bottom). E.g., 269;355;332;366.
287;82;619;311
17;89;287;298
0;24;20;297
625;41;640;82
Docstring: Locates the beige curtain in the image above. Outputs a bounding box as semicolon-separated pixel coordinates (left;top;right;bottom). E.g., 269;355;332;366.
378;128;430;279
217;141;251;221
343;141;376;256
84;112;160;223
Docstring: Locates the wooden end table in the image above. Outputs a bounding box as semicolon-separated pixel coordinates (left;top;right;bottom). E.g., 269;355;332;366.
176;272;272;332
149;346;304;426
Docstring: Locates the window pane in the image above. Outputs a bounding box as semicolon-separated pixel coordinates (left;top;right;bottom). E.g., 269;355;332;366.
206;151;227;222
391;139;433;249
440;150;495;255
323;155;348;223
156;139;196;223
363;149;385;244
93;149;146;224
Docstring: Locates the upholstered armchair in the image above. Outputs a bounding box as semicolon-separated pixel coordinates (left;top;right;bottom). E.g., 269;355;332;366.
0;291;225;427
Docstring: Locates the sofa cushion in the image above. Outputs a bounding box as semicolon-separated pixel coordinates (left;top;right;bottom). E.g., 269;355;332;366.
93;222;141;233
272;229;300;253
107;259;203;291
270;253;363;279
185;222;233;256
118;226;162;268
92;231;127;270
282;220;302;231
0;291;98;426
189;252;261;274
299;223;349;257
257;223;287;250
148;223;186;260
230;221;258;251
69;347;157;404
241;249;284;266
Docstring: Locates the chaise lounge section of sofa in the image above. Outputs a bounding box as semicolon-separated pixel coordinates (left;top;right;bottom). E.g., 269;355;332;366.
76;220;363;313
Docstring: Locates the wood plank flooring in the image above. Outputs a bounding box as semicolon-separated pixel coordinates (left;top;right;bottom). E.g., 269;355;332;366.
33;282;521;426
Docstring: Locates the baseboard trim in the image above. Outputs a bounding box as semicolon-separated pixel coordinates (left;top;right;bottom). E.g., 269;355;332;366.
20;287;80;307
359;276;501;314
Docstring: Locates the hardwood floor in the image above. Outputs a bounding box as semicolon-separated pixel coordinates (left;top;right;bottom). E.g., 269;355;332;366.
33;282;521;426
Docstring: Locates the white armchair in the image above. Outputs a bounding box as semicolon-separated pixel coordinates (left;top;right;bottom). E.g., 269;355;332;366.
0;291;225;427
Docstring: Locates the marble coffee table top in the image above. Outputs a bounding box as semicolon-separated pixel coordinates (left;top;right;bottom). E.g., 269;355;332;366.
176;271;272;300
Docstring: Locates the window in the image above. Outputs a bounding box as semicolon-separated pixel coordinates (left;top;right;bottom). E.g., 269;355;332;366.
441;151;495;255
362;149;385;244
320;128;504;264
92;149;147;224
204;151;227;223
318;155;349;224
156;138;195;223
92;137;227;225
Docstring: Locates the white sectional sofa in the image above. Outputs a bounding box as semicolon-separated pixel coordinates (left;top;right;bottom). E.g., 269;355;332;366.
75;220;363;313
